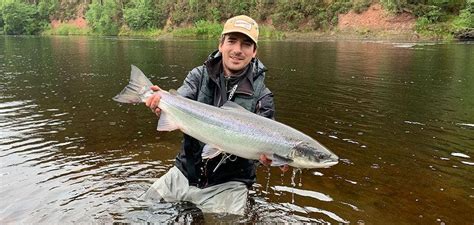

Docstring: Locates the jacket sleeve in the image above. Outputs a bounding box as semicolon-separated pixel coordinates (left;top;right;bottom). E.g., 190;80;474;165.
256;87;275;120
176;66;205;100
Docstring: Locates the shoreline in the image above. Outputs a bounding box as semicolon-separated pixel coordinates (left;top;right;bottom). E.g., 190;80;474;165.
10;27;463;43
135;30;451;43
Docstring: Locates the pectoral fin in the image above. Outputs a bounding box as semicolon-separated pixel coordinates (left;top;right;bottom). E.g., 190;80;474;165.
157;111;179;131
202;144;222;159
271;154;293;167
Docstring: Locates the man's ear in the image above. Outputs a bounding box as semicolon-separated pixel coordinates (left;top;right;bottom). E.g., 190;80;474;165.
252;49;257;58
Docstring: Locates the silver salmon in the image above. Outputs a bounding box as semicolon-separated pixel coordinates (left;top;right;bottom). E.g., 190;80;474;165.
113;65;338;169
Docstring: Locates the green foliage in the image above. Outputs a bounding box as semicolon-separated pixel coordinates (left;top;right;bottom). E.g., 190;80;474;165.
118;26;163;37
223;0;254;18
1;1;48;35
427;0;466;12
416;16;432;30
412;4;446;22
0;11;3;29
85;0;120;35
353;0;372;13
271;0;352;31
326;1;353;25
44;24;89;35
194;20;222;37
0;0;470;40
272;2;306;30
451;3;473;30
380;0;401;12
170;0;206;26
208;7;221;22
123;0;156;30
37;0;58;20
173;20;222;38
259;25;285;40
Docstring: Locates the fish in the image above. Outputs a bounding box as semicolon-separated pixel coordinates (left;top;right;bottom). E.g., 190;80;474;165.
113;65;339;169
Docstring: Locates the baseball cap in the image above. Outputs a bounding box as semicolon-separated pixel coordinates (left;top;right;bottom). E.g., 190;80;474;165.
222;15;259;45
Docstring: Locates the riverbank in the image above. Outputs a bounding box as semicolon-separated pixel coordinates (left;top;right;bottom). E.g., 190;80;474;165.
43;3;470;42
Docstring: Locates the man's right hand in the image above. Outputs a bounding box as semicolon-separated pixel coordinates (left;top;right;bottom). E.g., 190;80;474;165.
259;155;289;172
145;85;162;117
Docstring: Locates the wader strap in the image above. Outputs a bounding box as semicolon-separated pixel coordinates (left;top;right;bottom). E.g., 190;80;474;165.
219;73;227;106
183;134;198;185
228;84;238;101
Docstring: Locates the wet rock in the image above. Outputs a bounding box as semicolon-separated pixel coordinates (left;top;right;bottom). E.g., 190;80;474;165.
454;28;474;40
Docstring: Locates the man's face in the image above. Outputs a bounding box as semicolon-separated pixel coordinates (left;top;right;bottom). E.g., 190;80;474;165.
219;32;257;76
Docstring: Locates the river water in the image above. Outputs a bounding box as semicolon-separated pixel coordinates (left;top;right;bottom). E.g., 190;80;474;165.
1;36;473;224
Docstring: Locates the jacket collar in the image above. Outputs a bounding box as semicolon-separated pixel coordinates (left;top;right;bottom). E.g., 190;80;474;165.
204;50;267;96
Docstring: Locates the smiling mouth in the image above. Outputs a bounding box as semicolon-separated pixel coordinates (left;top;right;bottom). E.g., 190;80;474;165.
230;55;244;61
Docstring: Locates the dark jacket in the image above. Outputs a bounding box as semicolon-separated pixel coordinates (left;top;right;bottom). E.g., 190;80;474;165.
174;50;275;188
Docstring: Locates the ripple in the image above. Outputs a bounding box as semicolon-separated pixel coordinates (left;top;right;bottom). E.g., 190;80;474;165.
451;152;470;159
272;186;333;202
0;137;45;152
456;123;474;128
461;161;474;166
305;206;349;223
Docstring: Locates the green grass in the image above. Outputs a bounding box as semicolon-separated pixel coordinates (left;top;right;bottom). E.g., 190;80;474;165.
260;25;285;40
173;22;285;41
118;27;163;37
43;24;89;35
173;20;222;38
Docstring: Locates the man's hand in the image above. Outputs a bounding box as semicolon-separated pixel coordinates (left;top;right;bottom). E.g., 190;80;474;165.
259;155;289;172
145;85;162;117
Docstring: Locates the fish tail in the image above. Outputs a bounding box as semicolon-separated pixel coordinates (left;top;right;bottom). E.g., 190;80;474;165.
113;65;154;104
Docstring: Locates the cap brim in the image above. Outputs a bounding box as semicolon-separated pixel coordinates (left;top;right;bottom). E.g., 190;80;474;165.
222;29;258;46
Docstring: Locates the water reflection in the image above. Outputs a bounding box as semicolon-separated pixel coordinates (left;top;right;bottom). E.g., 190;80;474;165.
1;36;473;224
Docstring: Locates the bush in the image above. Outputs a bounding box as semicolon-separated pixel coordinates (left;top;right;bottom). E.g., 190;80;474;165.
451;3;473;30
173;20;222;38
380;0;401;12
272;2;309;30
37;0;58;21
1;1;46;35
410;4;448;23
44;24;89;35
123;0;155;30
118;26;162;37
194;20;222;37
353;0;372;14
259;25;285;40
0;11;3;29
85;0;120;35
326;1;353;25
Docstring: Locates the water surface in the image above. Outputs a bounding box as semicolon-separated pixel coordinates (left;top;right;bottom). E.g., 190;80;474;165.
1;36;473;224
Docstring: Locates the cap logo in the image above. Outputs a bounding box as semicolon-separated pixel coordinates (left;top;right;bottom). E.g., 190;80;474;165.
234;19;252;31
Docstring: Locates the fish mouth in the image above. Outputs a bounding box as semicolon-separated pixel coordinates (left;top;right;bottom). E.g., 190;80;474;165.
320;160;339;168
314;154;339;168
290;156;339;169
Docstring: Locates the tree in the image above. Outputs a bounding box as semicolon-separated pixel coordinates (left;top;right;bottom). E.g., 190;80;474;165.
85;0;120;35
1;1;45;35
123;0;155;30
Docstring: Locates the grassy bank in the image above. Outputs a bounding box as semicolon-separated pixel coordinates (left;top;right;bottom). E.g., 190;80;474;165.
42;20;287;41
41;9;471;41
43;24;89;35
2;0;471;41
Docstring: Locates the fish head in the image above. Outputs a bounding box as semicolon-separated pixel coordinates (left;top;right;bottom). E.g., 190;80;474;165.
289;141;339;169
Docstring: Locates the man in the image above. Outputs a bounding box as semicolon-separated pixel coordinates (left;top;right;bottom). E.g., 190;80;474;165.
143;15;287;215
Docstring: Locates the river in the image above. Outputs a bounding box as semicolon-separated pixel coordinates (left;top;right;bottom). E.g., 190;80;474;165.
1;36;473;224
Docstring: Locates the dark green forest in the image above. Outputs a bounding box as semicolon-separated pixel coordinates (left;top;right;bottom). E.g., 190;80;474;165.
1;0;472;39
